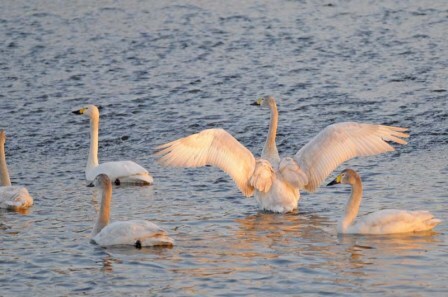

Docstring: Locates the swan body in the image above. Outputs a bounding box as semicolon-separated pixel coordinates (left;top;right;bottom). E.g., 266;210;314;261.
90;174;174;247
327;169;441;234
86;161;152;185
93;220;174;247
156;96;409;213
73;105;153;185
0;187;33;209
0;130;33;209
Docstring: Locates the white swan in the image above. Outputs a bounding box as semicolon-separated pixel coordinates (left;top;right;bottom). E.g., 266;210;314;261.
89;174;174;247
73;105;153;185
0;130;33;209
156;96;409;213
327;169;441;234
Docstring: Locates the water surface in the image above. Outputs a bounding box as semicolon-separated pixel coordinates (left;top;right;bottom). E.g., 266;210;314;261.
0;0;447;296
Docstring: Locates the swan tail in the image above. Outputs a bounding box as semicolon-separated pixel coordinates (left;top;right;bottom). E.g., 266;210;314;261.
424;218;442;230
4;190;33;209
140;233;174;247
414;211;441;231
118;173;154;185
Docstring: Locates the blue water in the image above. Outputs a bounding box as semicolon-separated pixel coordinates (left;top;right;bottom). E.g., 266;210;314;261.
0;0;447;296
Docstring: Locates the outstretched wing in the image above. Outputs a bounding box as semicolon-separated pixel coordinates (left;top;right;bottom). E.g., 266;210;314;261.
294;122;408;192
278;157;309;189
155;128;256;196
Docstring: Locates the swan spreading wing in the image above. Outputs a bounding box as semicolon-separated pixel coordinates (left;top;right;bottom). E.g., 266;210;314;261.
156;129;256;196
278;157;309;189
294;122;409;192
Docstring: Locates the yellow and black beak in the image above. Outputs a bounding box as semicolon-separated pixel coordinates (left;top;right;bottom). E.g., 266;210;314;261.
327;174;342;186
250;97;263;106
72;107;86;115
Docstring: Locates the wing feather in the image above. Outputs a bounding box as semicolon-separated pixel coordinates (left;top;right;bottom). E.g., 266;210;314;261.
155;129;256;196
295;122;408;192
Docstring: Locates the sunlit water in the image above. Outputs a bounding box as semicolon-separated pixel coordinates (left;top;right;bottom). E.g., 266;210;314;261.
1;0;447;296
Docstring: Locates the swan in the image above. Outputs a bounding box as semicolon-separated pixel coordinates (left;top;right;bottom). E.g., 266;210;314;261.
89;174;174;248
0;130;33;209
327;169;441;234
156;96;409;213
73;105;153;185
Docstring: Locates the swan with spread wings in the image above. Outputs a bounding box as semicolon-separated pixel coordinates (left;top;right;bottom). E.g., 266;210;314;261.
156;96;408;213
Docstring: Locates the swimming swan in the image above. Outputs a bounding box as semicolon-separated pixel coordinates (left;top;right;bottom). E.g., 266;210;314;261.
0;130;33;209
73;105;153;185
156;96;409;213
327;169;441;234
89;174;174;247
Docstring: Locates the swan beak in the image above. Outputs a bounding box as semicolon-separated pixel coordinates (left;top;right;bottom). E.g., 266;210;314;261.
72;107;86;115
327;175;341;186
250;98;263;106
86;182;94;187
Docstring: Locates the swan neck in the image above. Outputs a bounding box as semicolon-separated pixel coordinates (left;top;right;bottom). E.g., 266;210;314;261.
92;183;112;237
0;142;11;186
339;177;363;233
87;116;99;170
262;102;279;163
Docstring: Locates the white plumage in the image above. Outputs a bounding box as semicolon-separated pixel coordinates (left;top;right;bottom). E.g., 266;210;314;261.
86;161;152;185
0;130;33;210
327;169;441;234
156;96;409;213
73;105;153;185
93;220;173;247
90;174;174;247
0;186;33;210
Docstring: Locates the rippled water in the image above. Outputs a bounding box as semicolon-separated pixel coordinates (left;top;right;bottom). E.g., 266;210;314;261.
1;0;447;296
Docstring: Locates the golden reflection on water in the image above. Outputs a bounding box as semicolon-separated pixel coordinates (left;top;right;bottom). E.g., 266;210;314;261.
101;255;116;273
13;207;32;215
338;231;440;254
170;210;442;284
170;212;336;279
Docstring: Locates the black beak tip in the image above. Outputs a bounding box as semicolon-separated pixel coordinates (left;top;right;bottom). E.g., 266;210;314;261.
250;102;259;106
87;183;94;187
327;180;338;186
72;110;82;115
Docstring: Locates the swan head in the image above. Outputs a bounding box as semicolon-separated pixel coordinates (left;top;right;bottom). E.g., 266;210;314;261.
251;95;277;108
91;174;112;189
0;130;5;146
327;169;360;186
72;105;100;119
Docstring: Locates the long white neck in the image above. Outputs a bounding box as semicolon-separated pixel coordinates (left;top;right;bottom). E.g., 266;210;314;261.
0;141;12;186
87;115;99;172
338;177;363;233
91;183;112;237
261;102;280;166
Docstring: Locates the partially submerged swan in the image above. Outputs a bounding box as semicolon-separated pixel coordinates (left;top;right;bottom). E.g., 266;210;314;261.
89;174;174;248
0;130;33;209
73;105;153;185
156;96;408;213
327;169;441;234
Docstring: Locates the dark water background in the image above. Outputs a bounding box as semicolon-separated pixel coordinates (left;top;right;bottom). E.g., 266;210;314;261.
1;0;447;296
